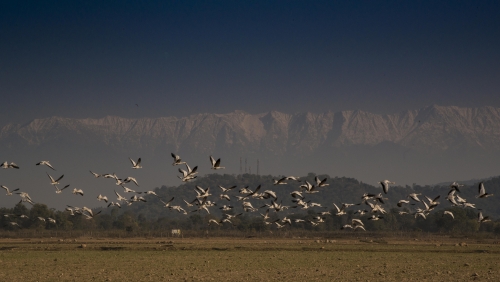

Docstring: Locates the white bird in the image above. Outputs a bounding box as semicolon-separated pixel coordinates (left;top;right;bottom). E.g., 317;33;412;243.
36;161;55;170
178;164;198;182
67;205;83;215
443;211;454;219
379;180;395;194
97;194;108;203
220;218;236;226
478;211;491;223
292;198;309;210
361;193;376;201
54;184;70;194
285;176;301;182
123;177;139;186
193;198;211;214
65;207;75;215
209;156;225;170
368;215;383;221
171;153;187;166
47;173;64;185
449;181;464;192
424;195;440;209
72;188;84;196
477;182;493;198
195;186;212;198
354;210;369;215
130;195;147;202
115;178;125;186
138;190;159;197
397;199;410;207
239;186;253;194
219;194;231;201
224;213;242;220
219;205;233;211
47;218;56;224
114;190;128;202
408;193;422;202
83;207;101;218
246;185;262;197
170;206;187;214
354;225;366;231
102;173;118;179
290;191;304;199
260;209;270;220
308;220;320;227
268;200;288;212
183;199;195;207
273;177;288;185
315;176;329;187
160;197;175;208
218;185;236;193
333;203;347;216
365;200;386;214
16;192;35;205
129;157;142;169
274;222;286;229
89;170;100;178
242;201;257;212
456;194;467;204
1;161;19;169
208;219;220;226
233;195;248;201
7;222;21;227
263;190;277;200
463;202;476;209
300;181;319;194
309;202;324;208
1;185;19;196
107;202;121;208
414;212;427;219
281;217;292;226
351;218;364;227
446;190;460;206
122;186;136;193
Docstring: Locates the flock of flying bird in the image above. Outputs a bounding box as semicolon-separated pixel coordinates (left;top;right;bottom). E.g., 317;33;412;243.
0;154;496;230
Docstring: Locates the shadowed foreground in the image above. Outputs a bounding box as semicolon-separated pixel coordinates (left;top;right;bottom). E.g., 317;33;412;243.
0;237;498;281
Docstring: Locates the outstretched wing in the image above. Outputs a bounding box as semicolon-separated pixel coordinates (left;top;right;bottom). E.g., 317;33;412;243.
47;173;55;183
55;174;64;182
478;182;485;196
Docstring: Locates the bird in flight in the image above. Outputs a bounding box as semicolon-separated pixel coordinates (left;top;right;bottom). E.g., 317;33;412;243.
129;158;142;169
36;161;56;170
209;156;225;170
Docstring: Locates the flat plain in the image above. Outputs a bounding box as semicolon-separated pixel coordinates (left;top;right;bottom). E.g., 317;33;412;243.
0;235;498;281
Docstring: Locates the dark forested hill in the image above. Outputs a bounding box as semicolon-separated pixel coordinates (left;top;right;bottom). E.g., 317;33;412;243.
1;173;499;234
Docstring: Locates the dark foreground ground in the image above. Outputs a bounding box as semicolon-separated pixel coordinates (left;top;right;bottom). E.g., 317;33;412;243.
0;236;498;281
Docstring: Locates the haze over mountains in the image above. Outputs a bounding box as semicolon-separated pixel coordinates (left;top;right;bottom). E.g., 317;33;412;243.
1;105;499;209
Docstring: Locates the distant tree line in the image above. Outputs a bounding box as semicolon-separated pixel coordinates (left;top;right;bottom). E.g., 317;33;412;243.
1;173;499;235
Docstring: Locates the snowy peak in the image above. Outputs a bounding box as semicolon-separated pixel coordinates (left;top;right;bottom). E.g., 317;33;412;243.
2;106;500;154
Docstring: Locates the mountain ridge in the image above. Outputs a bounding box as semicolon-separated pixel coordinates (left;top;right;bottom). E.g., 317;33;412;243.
2;105;500;154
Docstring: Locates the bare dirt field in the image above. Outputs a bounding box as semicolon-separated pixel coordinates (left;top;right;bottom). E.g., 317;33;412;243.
0;235;498;281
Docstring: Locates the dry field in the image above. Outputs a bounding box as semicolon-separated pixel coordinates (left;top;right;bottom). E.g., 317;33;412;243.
0;236;498;281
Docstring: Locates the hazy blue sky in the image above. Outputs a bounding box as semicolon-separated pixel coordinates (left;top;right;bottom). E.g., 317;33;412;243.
1;1;499;126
